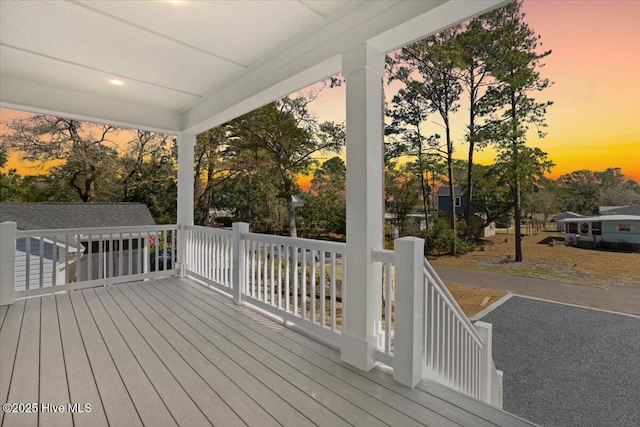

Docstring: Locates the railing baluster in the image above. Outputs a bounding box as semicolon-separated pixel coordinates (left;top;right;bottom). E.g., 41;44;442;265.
277;244;282;309
330;252;336;331
310;249;316;324
320;251;326;327
293;246;299;316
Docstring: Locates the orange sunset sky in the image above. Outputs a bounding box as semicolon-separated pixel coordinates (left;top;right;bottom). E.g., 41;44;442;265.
2;0;639;184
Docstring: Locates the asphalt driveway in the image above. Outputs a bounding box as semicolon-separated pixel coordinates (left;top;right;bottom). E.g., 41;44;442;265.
479;296;640;427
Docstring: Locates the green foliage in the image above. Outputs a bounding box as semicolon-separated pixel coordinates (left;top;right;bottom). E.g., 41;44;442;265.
556;168;640;215
385;161;422;237
227;98;344;237
424;216;475;256
1;115;178;223
298;157;346;237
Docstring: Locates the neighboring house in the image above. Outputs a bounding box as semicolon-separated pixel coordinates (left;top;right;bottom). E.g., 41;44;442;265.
0;203;156;289
555;211;584;232
436;187;496;237
599;205;640;216
560;214;640;250
436;186;465;218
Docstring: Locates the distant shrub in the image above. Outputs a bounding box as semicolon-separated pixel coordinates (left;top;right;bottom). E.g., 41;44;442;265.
424;217;475;256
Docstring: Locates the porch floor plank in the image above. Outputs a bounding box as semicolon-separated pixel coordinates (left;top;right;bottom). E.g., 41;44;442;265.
39;295;73;427
55;293;109;427
68;291;143;427
152;278;442;427
0;277;536;426
0;300;26;426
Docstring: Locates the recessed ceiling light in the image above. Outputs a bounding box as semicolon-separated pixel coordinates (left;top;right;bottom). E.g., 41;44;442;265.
109;79;124;86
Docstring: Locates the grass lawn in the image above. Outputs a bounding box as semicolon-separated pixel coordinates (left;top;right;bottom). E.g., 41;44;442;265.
431;230;640;289
433;229;639;317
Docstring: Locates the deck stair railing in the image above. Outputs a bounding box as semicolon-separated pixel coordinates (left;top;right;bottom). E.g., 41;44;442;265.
372;236;503;408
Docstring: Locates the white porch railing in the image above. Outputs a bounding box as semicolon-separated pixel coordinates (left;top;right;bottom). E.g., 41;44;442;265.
372;237;503;408
184;225;233;291
183;223;345;346
2;220;502;407
1;222;178;300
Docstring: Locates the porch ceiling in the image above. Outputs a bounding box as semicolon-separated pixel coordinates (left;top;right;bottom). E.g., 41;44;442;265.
0;0;507;134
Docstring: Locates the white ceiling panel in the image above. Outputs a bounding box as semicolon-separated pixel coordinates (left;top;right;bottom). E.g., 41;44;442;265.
0;0;508;133
1;0;243;97
0;46;197;111
73;0;335;67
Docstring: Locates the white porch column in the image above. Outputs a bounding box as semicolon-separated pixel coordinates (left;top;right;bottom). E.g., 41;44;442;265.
341;43;385;371
176;132;196;278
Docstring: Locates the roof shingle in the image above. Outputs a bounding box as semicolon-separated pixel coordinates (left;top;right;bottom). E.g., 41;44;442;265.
0;203;156;230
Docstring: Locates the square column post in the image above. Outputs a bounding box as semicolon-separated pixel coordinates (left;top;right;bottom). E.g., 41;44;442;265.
393;236;425;387
231;222;249;305
176;132;196;278
341;43;385;371
0;222;17;306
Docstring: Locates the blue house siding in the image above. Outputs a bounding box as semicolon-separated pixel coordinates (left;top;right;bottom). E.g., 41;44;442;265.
436;187;467;216
602;221;640;244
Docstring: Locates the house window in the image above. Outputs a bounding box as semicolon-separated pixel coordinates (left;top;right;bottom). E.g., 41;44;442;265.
618;224;633;232
455;197;461;208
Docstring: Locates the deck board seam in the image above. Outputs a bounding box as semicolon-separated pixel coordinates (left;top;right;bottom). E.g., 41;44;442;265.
151;279;421;427
169;279;463;426
177;277;513;427
102;286;214;426
104;284;239;426
122;283;277;426
72;290;144;426
91;288;195;427
67;292;111;426
0;300;26;426
132;281;353;427
127;282;315;427
54;295;75;417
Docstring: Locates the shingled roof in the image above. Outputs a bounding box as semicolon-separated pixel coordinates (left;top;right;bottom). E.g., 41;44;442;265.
0;203;156;230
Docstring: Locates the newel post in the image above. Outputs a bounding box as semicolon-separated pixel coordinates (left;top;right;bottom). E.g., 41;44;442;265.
231;222;249;305
0;222;17;306
475;320;493;403
393;236;425;387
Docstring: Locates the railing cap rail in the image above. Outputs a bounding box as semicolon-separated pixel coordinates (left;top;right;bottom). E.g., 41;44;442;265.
241;231;346;253
15;224;178;238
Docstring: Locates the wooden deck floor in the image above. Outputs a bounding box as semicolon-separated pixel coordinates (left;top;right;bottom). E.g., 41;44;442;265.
0;277;534;427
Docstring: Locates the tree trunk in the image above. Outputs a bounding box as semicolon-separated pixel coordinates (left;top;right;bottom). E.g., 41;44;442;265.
514;177;522;262
287;196;297;238
417;150;430;229
446;126;456;256
464;65;476;238
510;92;522;262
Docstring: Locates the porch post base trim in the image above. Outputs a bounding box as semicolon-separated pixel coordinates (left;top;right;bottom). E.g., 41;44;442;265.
340;330;376;372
